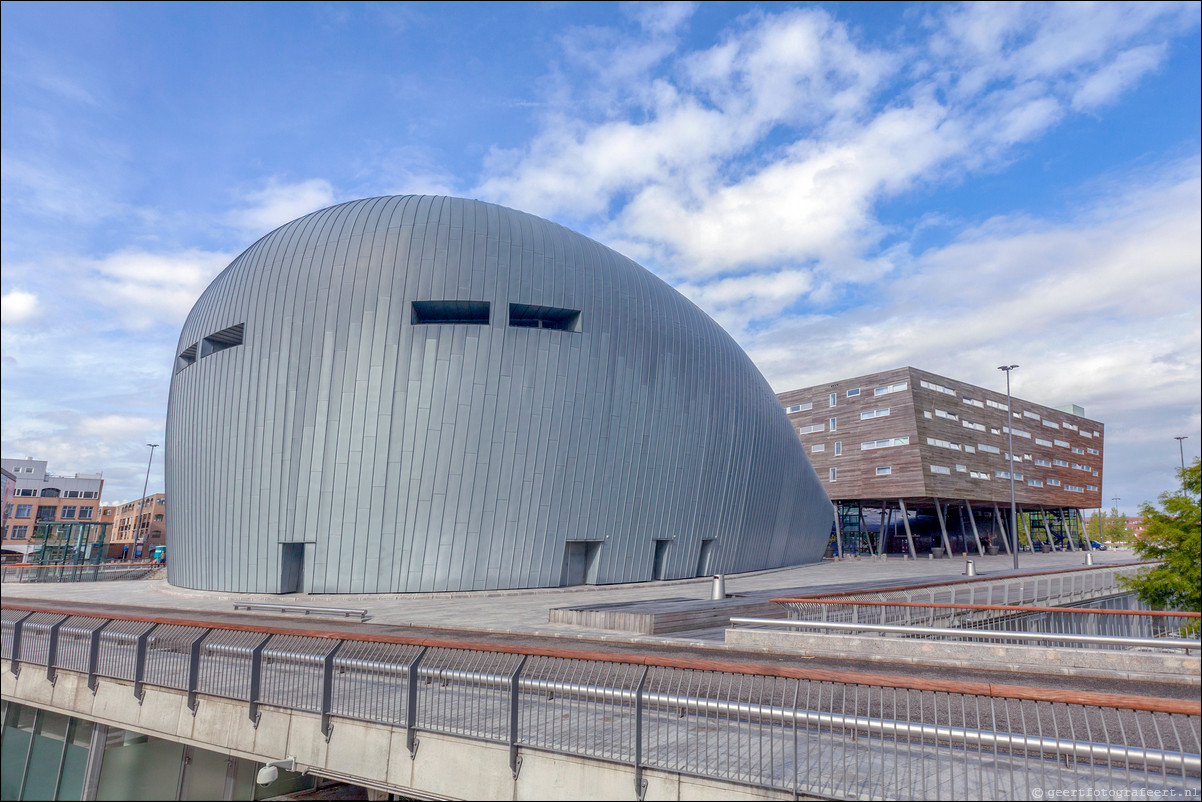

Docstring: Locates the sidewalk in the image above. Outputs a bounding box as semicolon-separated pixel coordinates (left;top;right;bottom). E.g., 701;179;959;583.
2;548;1142;643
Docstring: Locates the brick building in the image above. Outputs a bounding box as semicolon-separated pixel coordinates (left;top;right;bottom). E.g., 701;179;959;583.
0;458;105;559
103;493;167;560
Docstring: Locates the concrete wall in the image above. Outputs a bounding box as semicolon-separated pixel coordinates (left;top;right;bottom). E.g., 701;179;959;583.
724;629;1200;684
2;660;811;801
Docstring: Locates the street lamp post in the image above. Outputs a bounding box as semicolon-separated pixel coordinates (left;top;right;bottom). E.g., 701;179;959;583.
135;444;159;561
1174;436;1187;472
997;365;1020;570
1110;496;1120;549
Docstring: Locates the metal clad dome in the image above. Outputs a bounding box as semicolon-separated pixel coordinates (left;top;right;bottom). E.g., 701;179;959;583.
165;195;832;593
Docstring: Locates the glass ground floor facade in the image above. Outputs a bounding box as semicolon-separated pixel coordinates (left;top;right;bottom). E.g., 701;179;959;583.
0;701;313;801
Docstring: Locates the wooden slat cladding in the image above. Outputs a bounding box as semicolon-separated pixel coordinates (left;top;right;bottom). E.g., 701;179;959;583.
779;367;1104;510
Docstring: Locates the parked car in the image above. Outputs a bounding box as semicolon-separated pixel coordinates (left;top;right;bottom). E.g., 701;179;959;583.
1088;540;1107;551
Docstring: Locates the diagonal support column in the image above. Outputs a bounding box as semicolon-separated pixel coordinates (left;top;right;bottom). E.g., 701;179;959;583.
1074;508;1091;552
857;507;868;555
1059;508;1077;550
898;499;917;558
1040;506;1054;550
992;502;1012;555
962;499;985;556
933;498;953;557
832;502;844;558
879;502;891;557
1020;507;1036;552
864;505;878;557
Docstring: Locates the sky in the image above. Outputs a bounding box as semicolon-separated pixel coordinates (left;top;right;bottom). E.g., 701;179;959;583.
1;1;1199;510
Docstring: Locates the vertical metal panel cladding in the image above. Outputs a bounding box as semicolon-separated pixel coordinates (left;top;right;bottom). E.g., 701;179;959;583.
165;196;833;593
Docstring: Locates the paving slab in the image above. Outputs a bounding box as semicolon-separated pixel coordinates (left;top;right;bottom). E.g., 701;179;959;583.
7;549;1187;700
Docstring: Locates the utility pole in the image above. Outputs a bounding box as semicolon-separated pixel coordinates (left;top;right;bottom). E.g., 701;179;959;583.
1174;436;1187;472
135;444;159;560
997;365;1019;570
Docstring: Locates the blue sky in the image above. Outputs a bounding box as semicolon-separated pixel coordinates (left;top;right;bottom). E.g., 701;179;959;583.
2;1;1199;509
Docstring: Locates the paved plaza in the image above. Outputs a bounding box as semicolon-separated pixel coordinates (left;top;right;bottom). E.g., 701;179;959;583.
3;548;1143;647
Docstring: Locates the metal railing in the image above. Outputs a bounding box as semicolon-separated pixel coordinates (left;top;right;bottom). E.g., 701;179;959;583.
3;603;1199;801
791;564;1144;609
1;561;162;583
729;617;1201;653
760;598;1201;649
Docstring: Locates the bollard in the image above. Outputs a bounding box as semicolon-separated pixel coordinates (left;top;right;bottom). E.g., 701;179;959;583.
711;574;726;600
964;559;976;577
1085;552;1094;566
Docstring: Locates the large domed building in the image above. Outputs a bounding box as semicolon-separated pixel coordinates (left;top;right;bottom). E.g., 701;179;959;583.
165;195;832;593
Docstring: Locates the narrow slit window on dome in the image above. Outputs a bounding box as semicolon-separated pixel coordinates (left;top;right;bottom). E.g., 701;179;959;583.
201;323;245;357
176;342;199;373
508;303;581;331
412;300;490;325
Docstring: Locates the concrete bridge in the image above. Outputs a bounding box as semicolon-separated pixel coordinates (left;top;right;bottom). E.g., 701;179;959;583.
3;553;1199;801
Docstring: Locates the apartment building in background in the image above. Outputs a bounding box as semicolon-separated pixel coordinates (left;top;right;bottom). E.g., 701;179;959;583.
777;367;1105;557
1;466;15;523
0;457;105;559
103;493;167;559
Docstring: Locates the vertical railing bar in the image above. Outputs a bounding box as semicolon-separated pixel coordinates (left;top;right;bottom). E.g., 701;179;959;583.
8;611;35;677
633;665;649;801
86;620;110;694
508;654;527;777
44;614;69;685
406;646;427;759
319;640;342;741
247;633;271;727
133;623;159;703
186;628;211;715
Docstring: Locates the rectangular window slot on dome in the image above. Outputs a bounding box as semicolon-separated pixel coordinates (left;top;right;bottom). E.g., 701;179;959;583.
176;342;198;373
508;303;581;331
201;323;245;357
412;300;490;325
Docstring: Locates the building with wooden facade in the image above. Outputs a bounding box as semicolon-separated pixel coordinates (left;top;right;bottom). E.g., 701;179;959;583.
777;367;1105;558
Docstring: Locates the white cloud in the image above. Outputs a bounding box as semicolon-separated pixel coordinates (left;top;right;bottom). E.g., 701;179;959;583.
0;156;129;227
1;290;39;325
480;9;893;223
734;160;1200;509
84;249;233;330
231;178;338;236
627;1;696;37
76;414;162;441
677;268;815;339
478;1;1193;299
1072;44;1167;111
372;145;461;198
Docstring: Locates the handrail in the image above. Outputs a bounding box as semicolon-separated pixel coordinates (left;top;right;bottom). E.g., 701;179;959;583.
3;560;159;569
782;561;1150;599
771;598;1201;618
3;598;1198;716
5;600;1200;797
729;616;1200;653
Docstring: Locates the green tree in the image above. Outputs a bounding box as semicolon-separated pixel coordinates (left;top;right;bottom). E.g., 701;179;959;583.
1120;459;1201;617
1087;507;1130;545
